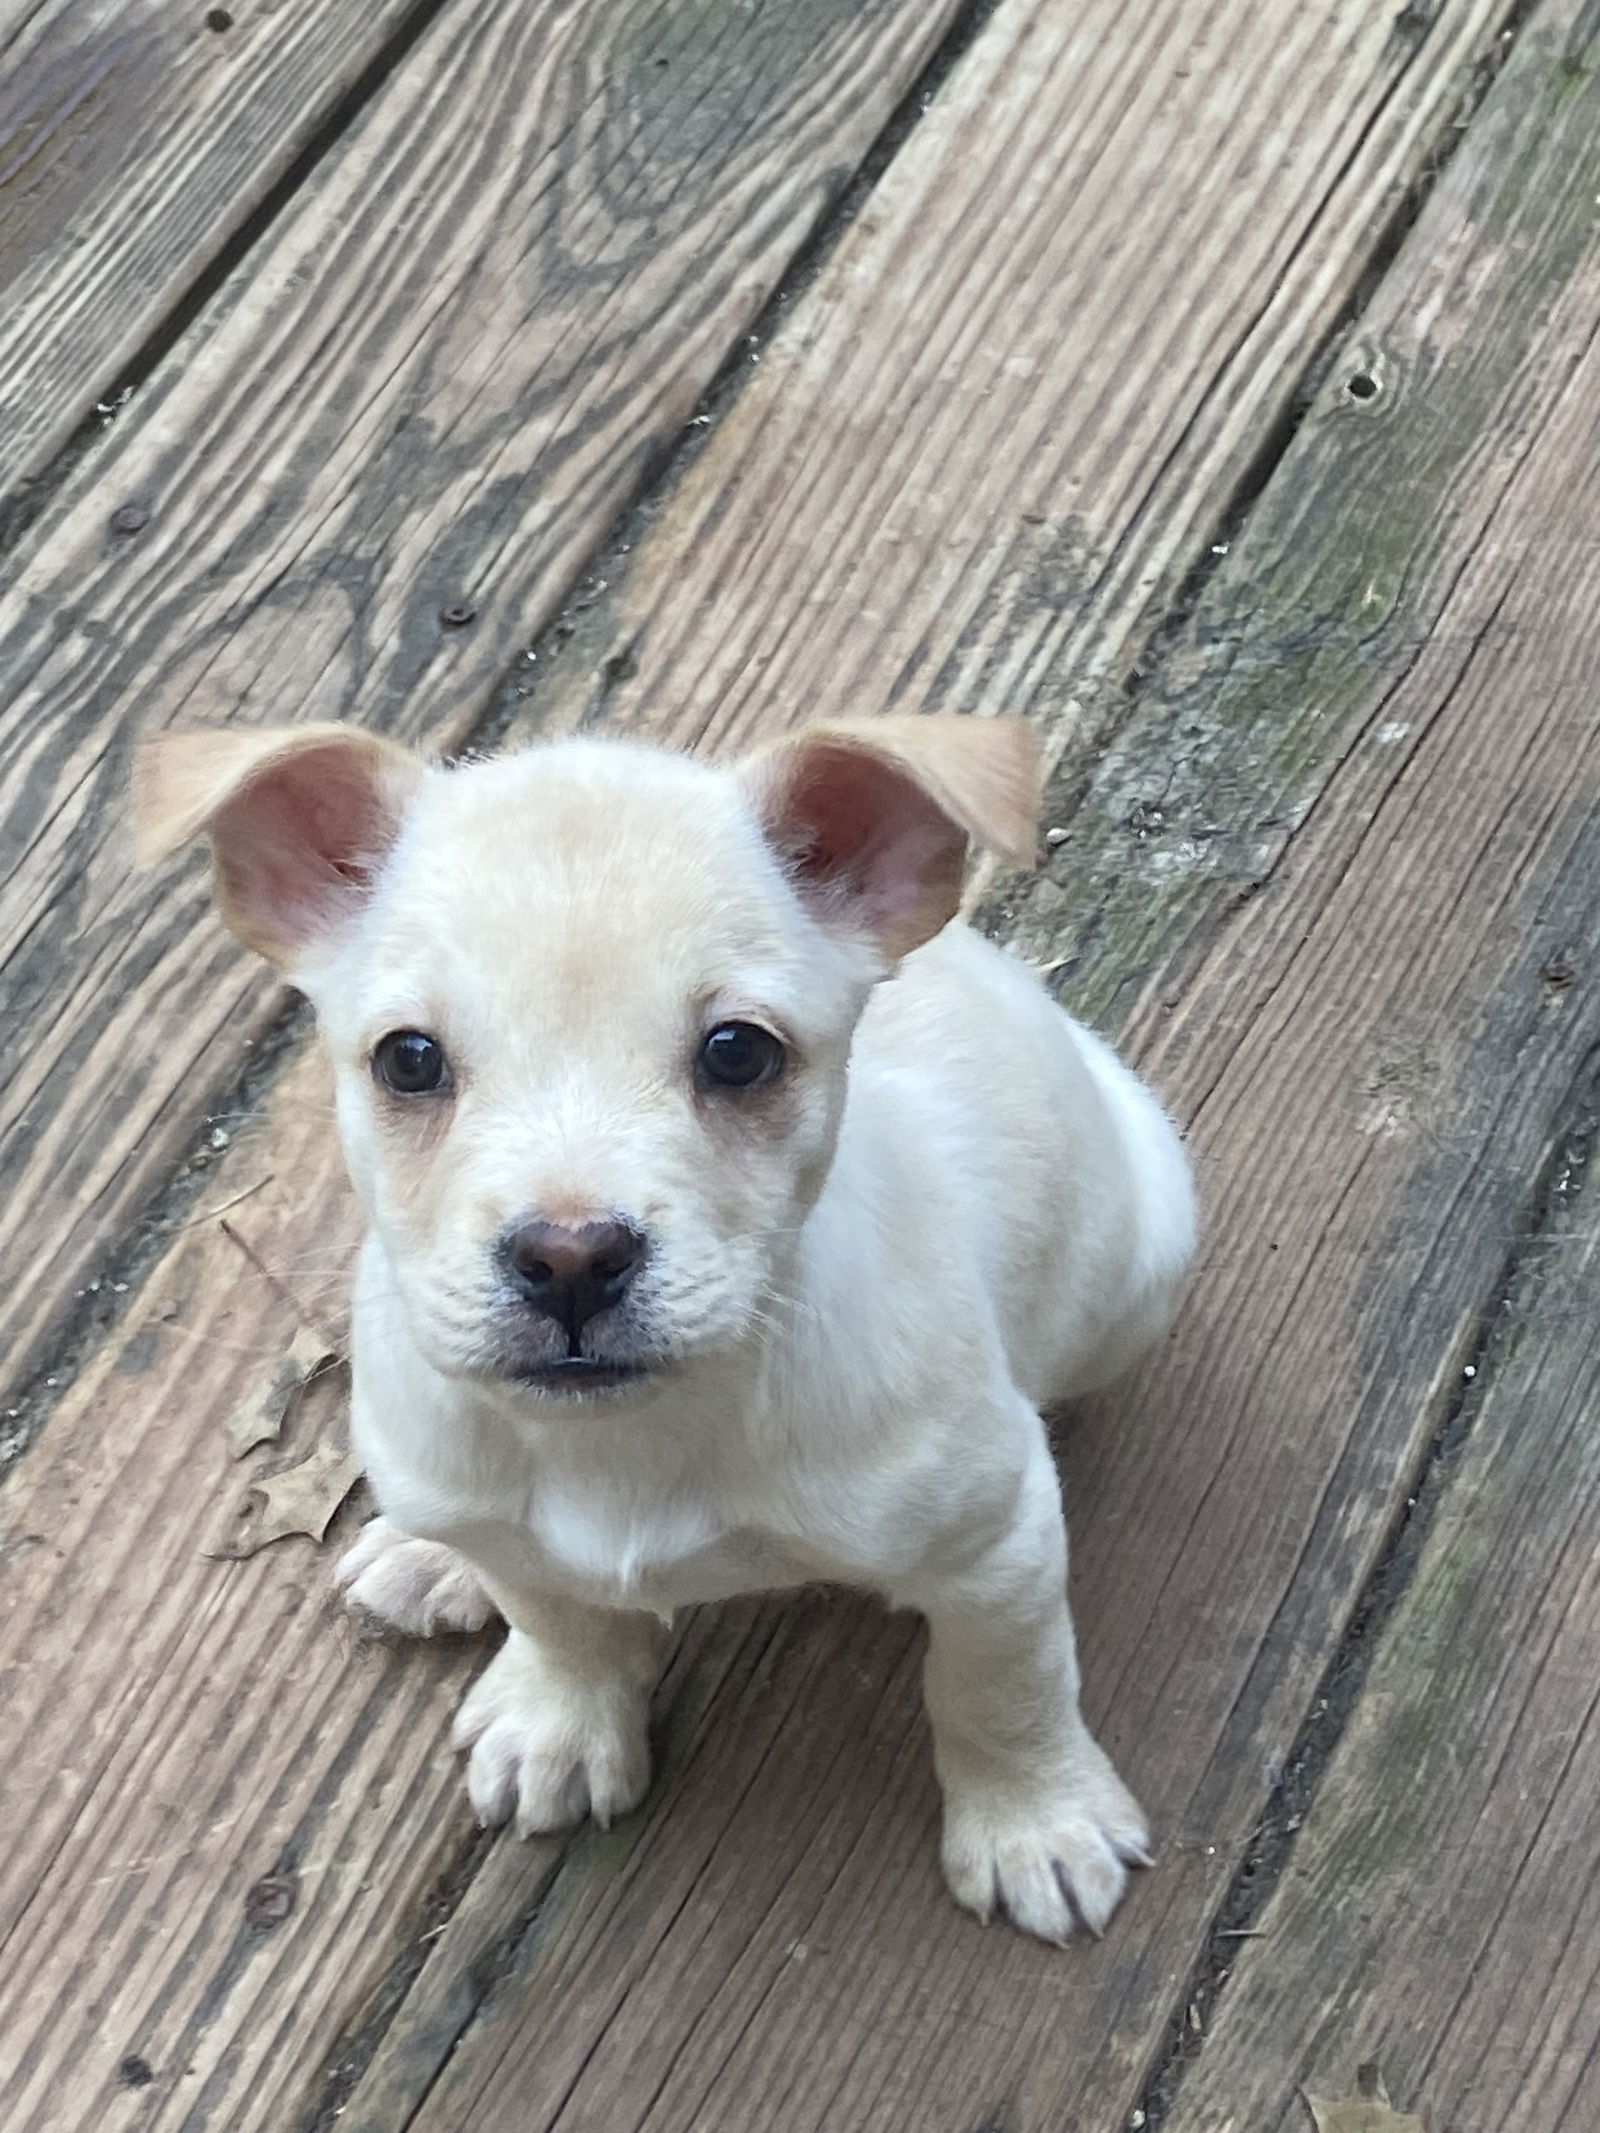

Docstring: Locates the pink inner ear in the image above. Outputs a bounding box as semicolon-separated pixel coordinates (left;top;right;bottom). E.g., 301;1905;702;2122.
213;745;400;953
778;744;967;953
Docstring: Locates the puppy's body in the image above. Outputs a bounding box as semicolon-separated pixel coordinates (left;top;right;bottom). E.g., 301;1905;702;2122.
139;715;1195;1944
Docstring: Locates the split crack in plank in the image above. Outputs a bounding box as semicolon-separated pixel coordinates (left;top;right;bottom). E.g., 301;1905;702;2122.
0;0;972;1415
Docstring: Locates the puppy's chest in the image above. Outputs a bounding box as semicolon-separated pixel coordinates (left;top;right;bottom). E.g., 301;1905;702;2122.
466;1475;815;1614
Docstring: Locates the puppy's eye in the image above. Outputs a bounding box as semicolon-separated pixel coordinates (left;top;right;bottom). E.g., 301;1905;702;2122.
698;1021;786;1090
372;1029;449;1095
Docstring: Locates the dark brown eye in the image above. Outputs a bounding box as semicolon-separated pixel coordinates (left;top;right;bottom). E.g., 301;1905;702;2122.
372;1030;449;1094
699;1022;785;1090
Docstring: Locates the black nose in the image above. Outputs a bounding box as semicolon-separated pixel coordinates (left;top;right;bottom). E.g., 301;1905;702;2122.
499;1217;647;1337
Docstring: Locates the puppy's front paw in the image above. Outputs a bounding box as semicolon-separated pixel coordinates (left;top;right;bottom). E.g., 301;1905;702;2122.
451;1637;652;1836
335;1515;496;1637
940;1739;1152;1945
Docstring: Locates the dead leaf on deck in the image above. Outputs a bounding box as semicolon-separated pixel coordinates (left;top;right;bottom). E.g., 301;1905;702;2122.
1303;2064;1427;2133
218;1443;362;1557
224;1323;339;1457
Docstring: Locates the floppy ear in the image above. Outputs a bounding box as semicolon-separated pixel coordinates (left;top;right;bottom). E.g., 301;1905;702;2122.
134;722;424;965
743;715;1041;959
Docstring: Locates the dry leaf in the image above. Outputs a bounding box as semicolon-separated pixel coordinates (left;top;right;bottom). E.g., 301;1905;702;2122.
222;1444;362;1556
225;1324;338;1457
1303;2064;1426;2133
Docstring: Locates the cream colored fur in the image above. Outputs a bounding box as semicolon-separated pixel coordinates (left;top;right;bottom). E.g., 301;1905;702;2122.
138;714;1195;1944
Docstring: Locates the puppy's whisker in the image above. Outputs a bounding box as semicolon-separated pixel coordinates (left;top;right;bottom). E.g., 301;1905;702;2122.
253;1247;361;1267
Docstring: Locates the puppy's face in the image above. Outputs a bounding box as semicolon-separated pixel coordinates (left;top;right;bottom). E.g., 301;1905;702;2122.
136;714;1040;1405
309;744;877;1394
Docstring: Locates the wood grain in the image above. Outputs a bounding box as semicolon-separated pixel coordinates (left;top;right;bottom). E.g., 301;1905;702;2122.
0;0;970;1410
4;6;1597;2132
0;1058;480;2133
363;6;1600;2127
0;0;425;492
507;0;1518;761
1159;1079;1600;2133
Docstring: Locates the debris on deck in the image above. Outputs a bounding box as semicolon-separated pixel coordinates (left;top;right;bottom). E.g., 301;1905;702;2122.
2;3;1597;2130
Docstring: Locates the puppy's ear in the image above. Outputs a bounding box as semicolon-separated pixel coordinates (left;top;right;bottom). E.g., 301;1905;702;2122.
134;722;424;965
744;715;1041;958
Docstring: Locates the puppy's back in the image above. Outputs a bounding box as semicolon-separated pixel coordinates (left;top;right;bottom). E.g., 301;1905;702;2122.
856;923;1194;1404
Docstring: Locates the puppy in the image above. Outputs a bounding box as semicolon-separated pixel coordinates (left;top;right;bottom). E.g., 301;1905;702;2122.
137;713;1194;1944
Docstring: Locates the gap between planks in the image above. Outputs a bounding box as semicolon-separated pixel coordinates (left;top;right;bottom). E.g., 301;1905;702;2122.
1155;1066;1600;2133
0;4;1595;2133
1135;1062;1600;2126
0;0;441;498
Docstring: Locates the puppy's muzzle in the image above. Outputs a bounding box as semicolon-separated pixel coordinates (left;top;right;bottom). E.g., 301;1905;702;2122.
498;1217;648;1345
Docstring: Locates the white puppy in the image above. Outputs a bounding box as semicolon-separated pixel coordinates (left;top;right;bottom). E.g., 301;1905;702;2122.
138;713;1194;1944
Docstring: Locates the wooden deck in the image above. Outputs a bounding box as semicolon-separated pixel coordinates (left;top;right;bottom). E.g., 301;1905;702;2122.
2;2;1598;2127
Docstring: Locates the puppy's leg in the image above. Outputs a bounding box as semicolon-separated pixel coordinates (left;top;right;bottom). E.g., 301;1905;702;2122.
913;1432;1149;1945
336;1515;497;1637
453;1587;666;1836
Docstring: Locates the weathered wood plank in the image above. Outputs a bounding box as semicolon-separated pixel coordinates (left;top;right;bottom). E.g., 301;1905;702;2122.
5;5;1596;2132
0;0;424;494
0;0;970;1411
1158;1082;1600;2133
506;0;1519;761
357;6;1600;2128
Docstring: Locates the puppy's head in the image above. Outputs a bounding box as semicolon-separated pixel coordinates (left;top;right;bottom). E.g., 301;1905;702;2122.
137;714;1039;1402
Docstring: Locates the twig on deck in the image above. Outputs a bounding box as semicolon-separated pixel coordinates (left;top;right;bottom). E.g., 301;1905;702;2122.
170;1174;274;1232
